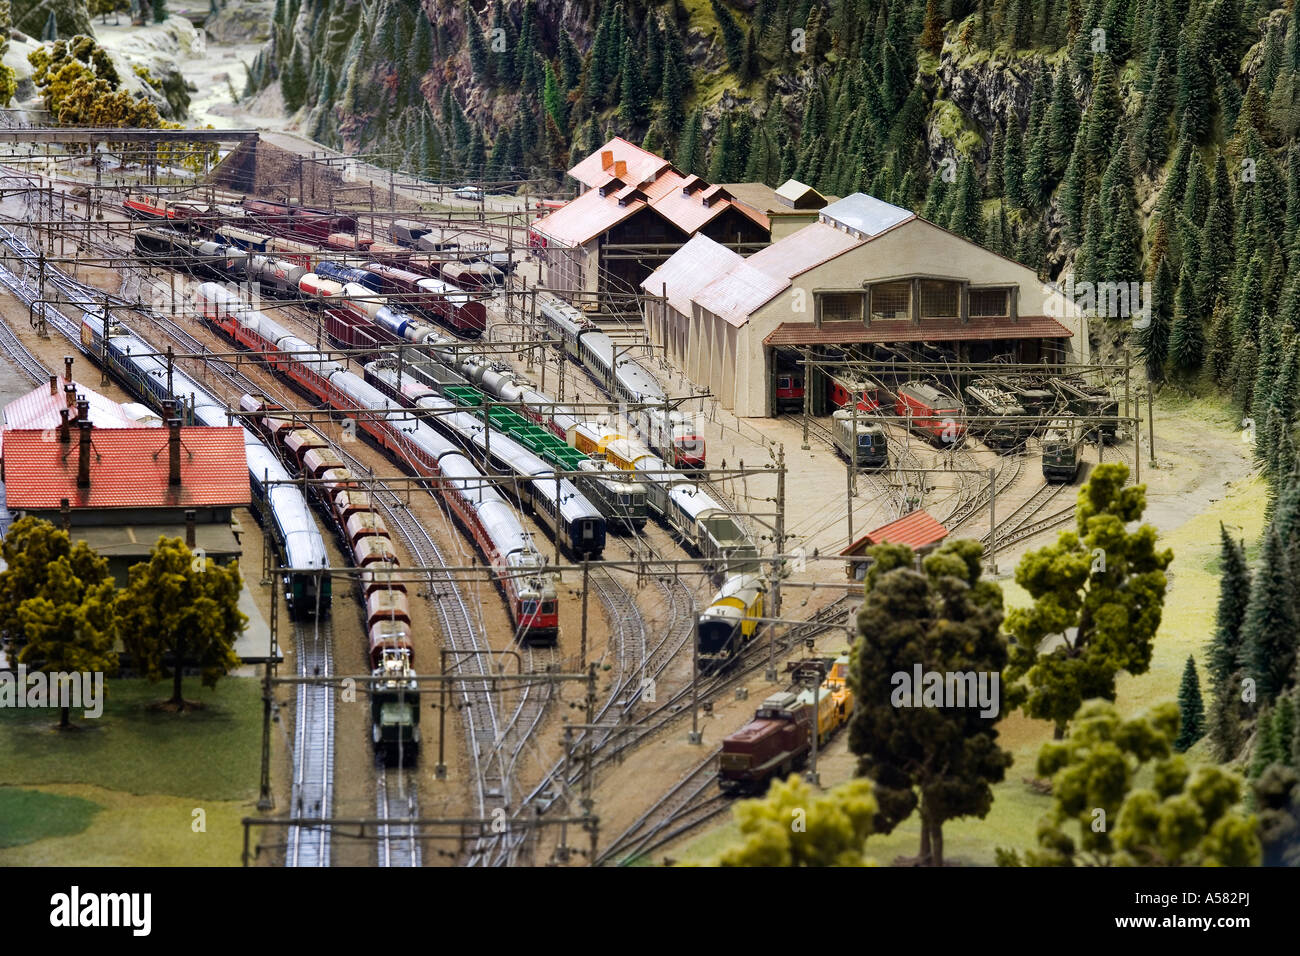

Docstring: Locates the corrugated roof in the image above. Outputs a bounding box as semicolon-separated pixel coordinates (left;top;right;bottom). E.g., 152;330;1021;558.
746;221;864;281
536;165;769;246
763;315;1075;347
841;509;949;554
640;234;745;315
819;193;915;237
3;426;249;510
530;187;647;247
568;137;671;190
694;261;791;328
4;380;140;431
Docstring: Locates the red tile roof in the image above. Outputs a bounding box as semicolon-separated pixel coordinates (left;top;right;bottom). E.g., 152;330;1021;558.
4;380;140;431
2;427;249;510
841;509;949;554
763;315;1074;347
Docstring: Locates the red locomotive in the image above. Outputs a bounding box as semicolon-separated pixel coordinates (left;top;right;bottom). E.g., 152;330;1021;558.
719;692;813;792
894;379;966;444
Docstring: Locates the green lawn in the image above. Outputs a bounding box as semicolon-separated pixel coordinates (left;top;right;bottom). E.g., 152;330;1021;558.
0;677;261;800
0;677;262;865
0;788;102;849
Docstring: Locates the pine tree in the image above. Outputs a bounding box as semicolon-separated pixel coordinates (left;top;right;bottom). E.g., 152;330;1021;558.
1175;655;1207;752
1060;133;1086;241
1137;255;1174;381
1251;704;1281;778
677;108;704;176
710;0;746;72
1240;527;1300;704
922;171;949;220
1082;54;1120;181
950;158;983;243
661;40;687;136
465;2;489;79
921;0;944;55
1168;263;1205;375
1137;53;1174;169
1044;65;1079;182
987;123;1004;198
618;37;648;129
1003;117;1025;208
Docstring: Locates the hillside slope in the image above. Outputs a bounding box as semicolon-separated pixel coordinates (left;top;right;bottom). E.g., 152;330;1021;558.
248;0;1298;482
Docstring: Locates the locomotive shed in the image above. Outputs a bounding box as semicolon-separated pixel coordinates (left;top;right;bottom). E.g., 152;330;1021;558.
0;126;1169;870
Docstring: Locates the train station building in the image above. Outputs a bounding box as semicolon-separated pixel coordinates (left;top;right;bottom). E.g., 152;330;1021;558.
532;137;771;301
1;368;249;585
641;193;1086;418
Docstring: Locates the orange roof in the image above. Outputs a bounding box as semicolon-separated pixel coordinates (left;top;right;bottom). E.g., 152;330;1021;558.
842;509;949;555
568;137;672;190
763;315;1074;347
2;427;249;510
4;380;140;431
539;146;770;247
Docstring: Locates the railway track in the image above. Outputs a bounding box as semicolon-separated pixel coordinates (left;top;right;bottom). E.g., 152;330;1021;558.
0;225;349;868
375;768;421;867
286;615;335;867
980;480;1072;549
595;750;729;866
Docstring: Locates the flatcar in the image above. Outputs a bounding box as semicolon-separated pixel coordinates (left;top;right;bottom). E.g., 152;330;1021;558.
698;574;766;674
895;380;966;445
364;364;607;559
831;408;888;467
965;380;1031;450
1042;418;1083;482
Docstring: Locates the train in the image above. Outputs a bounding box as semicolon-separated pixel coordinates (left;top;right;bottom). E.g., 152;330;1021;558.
827;372;886;413
964;379;1031;450
132;225;487;338
567;420;758;573
718;655;855;791
537;293;705;469
1041;418;1083;482
194;281;561;644
895;380;967;445
241;395;420;759
774;372;804;413
697;574;766;673
831;408;888;467
362;362;607;558
76;311;333;620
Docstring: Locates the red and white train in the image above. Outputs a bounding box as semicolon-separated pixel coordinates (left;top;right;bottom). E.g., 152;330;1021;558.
197;282;560;642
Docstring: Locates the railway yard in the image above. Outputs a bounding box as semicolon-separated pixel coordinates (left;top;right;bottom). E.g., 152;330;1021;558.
0;134;1248;869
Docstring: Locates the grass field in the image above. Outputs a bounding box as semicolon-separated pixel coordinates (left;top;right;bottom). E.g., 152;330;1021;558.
0;677;262;865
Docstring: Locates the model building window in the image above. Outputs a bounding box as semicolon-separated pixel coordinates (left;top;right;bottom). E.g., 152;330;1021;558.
970;288;1010;317
870;281;911;320
819;292;864;322
920;280;960;318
